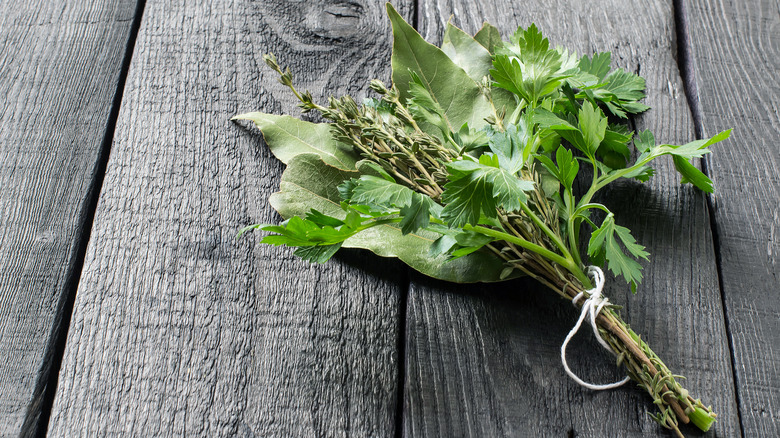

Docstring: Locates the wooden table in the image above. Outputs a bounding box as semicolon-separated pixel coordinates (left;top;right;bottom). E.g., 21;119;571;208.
1;0;777;436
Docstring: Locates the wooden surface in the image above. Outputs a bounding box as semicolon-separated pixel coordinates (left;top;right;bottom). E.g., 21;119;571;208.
0;0;139;435
686;0;780;435
0;0;775;437
406;1;738;436
45;1;414;436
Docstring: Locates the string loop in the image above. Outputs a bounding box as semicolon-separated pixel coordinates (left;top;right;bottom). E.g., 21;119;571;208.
560;266;630;390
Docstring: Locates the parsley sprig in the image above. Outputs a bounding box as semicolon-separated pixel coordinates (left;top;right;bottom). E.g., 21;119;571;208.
234;5;729;436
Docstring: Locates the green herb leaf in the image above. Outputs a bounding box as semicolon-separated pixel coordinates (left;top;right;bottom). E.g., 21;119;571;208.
634;129;656;152
578;101;608;158
531;108;577;131
673;156;714;193
485;119;533;174
490;55;527;100
406;71;451;137
588;68;650;117
473;22;502;54
260;215;356;263
232;113;357;170
293;244;343;264
642;129;731;190
578;52;612;81
601;69;646;101
266;153;511;282
355;159;396;182
656;129;732;159
399;192;437;234
342;175;415;211
588;214;649;292
623;165;655;182
449;229;496;258
537;146;579;192
387;3;492;131
452;123;489;153
598;125;633;169
441;158;534;226
492;24;568;106
441;22;493;82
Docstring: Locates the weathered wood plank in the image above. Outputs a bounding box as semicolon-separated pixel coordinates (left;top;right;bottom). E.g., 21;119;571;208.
404;0;740;436
685;0;780;435
0;1;139;434
47;1;414;436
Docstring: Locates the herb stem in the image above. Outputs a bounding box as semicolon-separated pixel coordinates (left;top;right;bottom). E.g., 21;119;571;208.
467;225;590;286
519;202;571;260
468;225;565;265
567;218;582;267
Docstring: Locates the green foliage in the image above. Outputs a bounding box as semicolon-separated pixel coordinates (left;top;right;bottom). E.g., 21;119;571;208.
386;3;492;131
587;214;649;292
241;8;731;292
441;23;493;82
473;23;502;54
577;101;608;158
231;112;357;170
399;193;438;235
406;72;451;139
536;146;579;192
485;118;534;174
341;175;415;212
578;52;612;80
265;153;511;282
441;156;534;227
238;11;732;433
593;69;651;117
490;24;570;107
599;125;632;169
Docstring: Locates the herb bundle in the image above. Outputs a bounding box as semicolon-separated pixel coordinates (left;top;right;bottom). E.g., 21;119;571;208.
235;5;729;436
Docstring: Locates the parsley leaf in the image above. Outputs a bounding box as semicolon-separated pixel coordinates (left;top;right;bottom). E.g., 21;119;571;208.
598;125;633;169
399;192;438;234
578;52;612;81
577;101;608;158
536;146;579;192
491;24;569;106
485;117;534;174
441;156;534;227
340;175;440;234
258;215;355;263
588;68;650;118
587;214;649;292
340;175;414;212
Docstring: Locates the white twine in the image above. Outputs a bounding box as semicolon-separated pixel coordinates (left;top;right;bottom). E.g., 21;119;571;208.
560;266;630;390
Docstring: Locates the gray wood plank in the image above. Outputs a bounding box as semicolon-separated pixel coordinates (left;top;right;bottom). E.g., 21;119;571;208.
404;0;740;436
0;1;139;435
47;1;414;436
685;0;780;435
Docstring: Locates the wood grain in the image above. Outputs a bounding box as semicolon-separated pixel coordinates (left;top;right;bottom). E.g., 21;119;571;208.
0;1;138;434
47;1;413;436
685;0;780;435
404;0;739;436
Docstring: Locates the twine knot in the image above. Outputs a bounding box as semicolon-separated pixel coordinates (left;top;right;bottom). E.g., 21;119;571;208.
560;266;630;390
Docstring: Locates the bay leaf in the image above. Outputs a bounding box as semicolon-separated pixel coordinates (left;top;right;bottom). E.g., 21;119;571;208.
387;4;493;132
233;112;357;170
441;22;493;82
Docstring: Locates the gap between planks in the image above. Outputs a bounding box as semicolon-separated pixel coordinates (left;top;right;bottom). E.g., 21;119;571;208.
20;1;149;436
671;0;745;436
